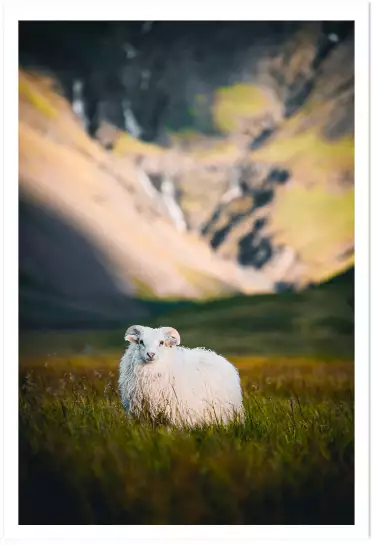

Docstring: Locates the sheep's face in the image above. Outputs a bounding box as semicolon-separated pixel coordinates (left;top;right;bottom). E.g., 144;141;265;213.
125;325;180;364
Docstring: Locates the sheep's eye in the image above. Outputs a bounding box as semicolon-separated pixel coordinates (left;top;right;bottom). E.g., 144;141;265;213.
159;341;164;346
139;339;144;345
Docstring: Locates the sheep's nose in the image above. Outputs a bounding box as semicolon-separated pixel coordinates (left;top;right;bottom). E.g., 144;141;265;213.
147;352;155;360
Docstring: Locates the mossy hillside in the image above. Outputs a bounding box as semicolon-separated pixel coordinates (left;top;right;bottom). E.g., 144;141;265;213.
212;83;276;134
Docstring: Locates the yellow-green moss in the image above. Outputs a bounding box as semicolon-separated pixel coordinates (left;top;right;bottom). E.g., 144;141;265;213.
191;141;240;164
19;75;57;118
168;129;203;146
175;265;235;301
212;83;272;134
130;276;161;300
130;265;233;302
272;184;354;278
251;129;354;182
113;132;165;158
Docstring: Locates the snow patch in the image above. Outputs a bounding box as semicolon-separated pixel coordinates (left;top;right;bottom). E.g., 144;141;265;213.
72;79;88;130
328;33;339;43
137;169;159;199
122;101;142;138
161;177;187;232
220;165;244;205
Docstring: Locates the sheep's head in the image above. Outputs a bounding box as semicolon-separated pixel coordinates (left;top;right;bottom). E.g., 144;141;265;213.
125;325;180;363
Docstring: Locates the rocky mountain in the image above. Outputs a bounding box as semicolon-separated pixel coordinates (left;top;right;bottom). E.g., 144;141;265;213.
19;71;272;327
18;22;354;327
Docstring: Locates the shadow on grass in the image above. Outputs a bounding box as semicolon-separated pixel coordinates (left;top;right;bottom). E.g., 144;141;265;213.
20;267;354;359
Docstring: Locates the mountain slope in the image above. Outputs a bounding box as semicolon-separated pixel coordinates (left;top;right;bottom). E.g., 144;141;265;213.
107;22;354;288
19;71;273;327
18;22;354;328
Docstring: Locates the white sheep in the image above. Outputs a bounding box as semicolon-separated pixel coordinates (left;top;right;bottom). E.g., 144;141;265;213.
118;325;244;427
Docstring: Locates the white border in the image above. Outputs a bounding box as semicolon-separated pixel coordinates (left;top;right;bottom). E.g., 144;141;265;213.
2;0;370;543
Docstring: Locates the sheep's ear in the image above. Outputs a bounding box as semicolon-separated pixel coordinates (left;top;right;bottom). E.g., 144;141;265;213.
125;325;142;343
162;327;180;347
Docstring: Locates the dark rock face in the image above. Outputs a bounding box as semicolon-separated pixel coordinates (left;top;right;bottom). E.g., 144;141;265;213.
238;218;272;269
19;21;353;143
200;163;286;258
274;282;295;293
250;128;274;150
266;169;290;185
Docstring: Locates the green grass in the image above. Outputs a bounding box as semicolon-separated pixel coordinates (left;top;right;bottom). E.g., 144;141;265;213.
19;357;353;524
19;268;354;358
19;270;354;524
149;268;354;358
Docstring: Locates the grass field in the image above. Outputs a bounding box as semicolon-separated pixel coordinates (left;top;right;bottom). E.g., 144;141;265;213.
19;355;353;525
19;270;354;525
